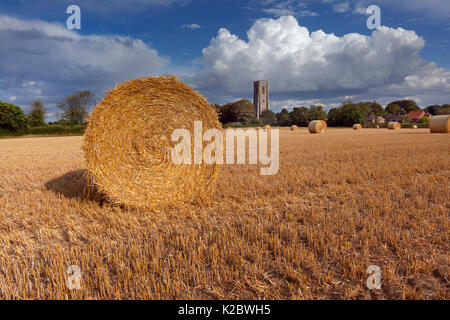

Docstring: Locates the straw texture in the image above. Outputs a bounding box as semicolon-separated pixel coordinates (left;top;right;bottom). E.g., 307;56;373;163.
83;76;221;209
430;115;450;133
291;125;298;131
388;122;401;130
308;120;327;134
353;124;362;130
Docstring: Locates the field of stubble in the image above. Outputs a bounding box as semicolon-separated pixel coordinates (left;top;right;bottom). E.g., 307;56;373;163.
0;128;448;299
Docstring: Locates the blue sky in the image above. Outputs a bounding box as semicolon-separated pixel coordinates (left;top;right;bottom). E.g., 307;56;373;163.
0;0;449;119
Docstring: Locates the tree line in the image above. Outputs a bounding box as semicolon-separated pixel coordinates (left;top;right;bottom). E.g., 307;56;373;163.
0;91;94;133
1;93;449;133
214;99;450;127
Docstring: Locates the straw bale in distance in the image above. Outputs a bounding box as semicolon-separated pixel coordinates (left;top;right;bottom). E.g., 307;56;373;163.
308;120;327;134
83;76;221;209
412;125;418;129
430;115;450;133
388;122;401;130
291;125;298;131
353;124;362;130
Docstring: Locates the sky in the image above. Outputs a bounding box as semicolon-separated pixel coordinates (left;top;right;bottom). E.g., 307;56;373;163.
0;0;449;120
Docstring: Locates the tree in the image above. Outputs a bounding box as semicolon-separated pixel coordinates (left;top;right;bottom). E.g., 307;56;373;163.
289;106;309;126
276;109;291;126
220;99;255;124
251;118;263;126
56;90;94;125
0;101;28;131
260;110;277;125
327;101;369;127
425;105;441;116
436;104;450;115
28;100;46;127
327;108;340;126
368;101;385;116
308;105;327;120
385;103;403;115
386;100;419;114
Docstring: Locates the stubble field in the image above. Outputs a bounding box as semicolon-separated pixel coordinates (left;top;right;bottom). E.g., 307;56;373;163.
0;128;448;299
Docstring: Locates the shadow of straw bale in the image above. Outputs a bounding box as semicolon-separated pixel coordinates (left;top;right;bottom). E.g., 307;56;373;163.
45;169;106;204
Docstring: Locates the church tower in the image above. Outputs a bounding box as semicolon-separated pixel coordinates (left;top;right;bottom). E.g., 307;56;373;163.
254;80;269;119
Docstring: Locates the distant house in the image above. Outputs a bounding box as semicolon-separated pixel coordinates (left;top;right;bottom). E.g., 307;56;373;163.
385;115;404;123
408;110;432;123
366;116;385;124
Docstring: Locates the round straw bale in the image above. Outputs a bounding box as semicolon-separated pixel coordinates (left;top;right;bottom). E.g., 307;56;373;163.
375;125;380;129
308;120;327;134
388;122;401;130
291;125;298;131
430;115;450;133
83;76;221;209
353;124;362;130
412;125;418;129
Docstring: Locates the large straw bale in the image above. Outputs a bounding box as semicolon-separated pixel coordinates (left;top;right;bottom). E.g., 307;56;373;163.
430;115;450;133
83;76;221;209
388;122;401;130
308;120;327;134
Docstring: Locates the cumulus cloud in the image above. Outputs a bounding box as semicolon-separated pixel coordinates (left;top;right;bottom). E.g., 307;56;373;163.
189;15;450;107
0;15;168;112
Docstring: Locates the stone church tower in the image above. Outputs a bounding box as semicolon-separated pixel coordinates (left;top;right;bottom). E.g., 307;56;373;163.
254;80;269;119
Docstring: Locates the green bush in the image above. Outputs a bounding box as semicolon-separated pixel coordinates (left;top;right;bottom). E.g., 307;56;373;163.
0;125;86;137
0;102;28;131
419;117;430;125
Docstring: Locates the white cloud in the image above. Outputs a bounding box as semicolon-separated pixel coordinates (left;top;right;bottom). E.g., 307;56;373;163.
189;15;450;107
0;15;168;109
333;2;350;13
353;1;367;15
8;96;16;101
257;1;318;18
181;24;201;30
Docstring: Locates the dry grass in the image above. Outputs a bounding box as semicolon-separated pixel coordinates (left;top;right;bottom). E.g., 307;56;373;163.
0;128;448;300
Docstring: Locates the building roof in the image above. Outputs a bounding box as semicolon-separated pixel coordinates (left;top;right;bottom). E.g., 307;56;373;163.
408;110;425;119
